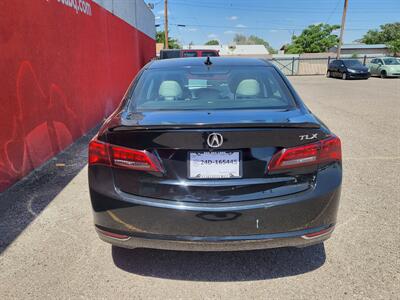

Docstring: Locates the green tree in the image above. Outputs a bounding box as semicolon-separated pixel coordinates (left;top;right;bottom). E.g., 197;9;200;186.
285;23;340;54
205;39;219;45
359;23;400;55
387;39;400;56
156;31;181;49
232;34;276;54
233;33;247;45
359;29;384;44
359;23;400;44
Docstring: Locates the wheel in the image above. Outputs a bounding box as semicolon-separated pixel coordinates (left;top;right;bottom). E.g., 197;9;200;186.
326;71;331;78
381;70;387;79
342;73;347;80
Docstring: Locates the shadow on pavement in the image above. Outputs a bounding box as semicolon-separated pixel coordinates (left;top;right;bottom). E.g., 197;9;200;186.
112;243;326;281
0;127;98;254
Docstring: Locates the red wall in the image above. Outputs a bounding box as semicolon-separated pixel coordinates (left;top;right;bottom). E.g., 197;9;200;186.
0;0;155;191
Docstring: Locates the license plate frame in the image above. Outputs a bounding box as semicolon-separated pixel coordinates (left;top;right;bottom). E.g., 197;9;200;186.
188;151;242;179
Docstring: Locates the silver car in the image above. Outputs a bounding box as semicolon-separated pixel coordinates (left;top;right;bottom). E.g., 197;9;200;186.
367;57;400;78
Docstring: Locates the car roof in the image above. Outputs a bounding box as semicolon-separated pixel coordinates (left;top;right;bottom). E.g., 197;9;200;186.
147;57;273;69
181;49;219;51
160;49;219;51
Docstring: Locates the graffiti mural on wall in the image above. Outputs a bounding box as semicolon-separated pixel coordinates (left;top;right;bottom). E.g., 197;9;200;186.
0;61;83;190
0;0;155;191
57;0;92;16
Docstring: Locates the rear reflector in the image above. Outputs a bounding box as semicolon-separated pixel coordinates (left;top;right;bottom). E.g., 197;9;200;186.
89;139;162;172
96;228;130;241
268;136;341;171
302;226;335;239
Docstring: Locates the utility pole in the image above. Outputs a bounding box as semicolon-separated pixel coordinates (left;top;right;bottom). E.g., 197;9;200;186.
336;0;348;59
164;0;169;49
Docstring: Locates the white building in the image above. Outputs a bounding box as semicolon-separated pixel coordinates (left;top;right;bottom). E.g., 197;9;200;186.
328;44;390;55
182;44;269;56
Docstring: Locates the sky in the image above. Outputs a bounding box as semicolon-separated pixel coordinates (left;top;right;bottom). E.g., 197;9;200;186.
145;0;400;49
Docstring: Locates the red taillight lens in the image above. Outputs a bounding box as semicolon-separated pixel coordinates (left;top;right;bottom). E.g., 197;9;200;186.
89;139;162;172
319;136;342;163
268;136;341;172
109;145;162;172
89;140;111;166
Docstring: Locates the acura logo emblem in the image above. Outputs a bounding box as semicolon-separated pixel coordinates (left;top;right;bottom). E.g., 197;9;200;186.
207;133;223;148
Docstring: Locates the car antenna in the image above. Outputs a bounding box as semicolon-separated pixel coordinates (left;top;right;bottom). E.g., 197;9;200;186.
204;56;212;66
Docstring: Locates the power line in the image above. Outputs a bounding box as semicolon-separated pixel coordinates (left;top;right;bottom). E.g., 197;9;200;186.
168;23;371;31
326;0;342;23
167;0;396;14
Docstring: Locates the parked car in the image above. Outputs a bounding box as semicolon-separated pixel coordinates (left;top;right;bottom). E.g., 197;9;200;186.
327;59;370;80
367;57;400;78
160;49;219;59
89;57;342;251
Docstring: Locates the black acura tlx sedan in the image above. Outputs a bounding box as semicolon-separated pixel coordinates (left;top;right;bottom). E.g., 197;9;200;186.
88;57;342;251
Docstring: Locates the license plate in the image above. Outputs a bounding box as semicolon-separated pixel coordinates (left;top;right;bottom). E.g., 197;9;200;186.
189;151;241;179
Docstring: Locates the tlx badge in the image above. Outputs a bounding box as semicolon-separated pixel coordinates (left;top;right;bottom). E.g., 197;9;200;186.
299;133;318;141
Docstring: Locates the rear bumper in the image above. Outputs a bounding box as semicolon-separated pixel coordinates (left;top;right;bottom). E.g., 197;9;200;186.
89;164;342;251
96;225;334;251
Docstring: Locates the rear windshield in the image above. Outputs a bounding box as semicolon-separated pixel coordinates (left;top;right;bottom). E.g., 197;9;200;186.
160;50;180;59
344;60;363;67
128;66;296;111
201;51;218;57
182;51;198;57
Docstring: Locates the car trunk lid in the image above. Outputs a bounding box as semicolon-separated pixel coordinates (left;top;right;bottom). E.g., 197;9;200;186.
105;109;328;203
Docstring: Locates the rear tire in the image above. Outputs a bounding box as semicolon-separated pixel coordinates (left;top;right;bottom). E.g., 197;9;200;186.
381;70;387;79
342;73;347;80
326;71;331;78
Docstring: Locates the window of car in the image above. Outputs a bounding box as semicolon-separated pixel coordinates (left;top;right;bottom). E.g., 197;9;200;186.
128;66;296;111
383;58;400;65
160;50;180;59
201;51;218;57
182;51;198;57
330;60;339;67
378;59;384;65
333;60;343;67
344;60;363;67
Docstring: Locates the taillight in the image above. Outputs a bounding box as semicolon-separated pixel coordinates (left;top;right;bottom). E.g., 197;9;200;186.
268;136;341;172
88;139;162;172
109;145;162;172
89;140;111;166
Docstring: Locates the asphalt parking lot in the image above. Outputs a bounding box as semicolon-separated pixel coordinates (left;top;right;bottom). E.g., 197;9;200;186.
0;76;399;299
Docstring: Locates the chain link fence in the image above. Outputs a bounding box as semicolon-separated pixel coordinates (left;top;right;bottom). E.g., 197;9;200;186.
269;55;384;76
